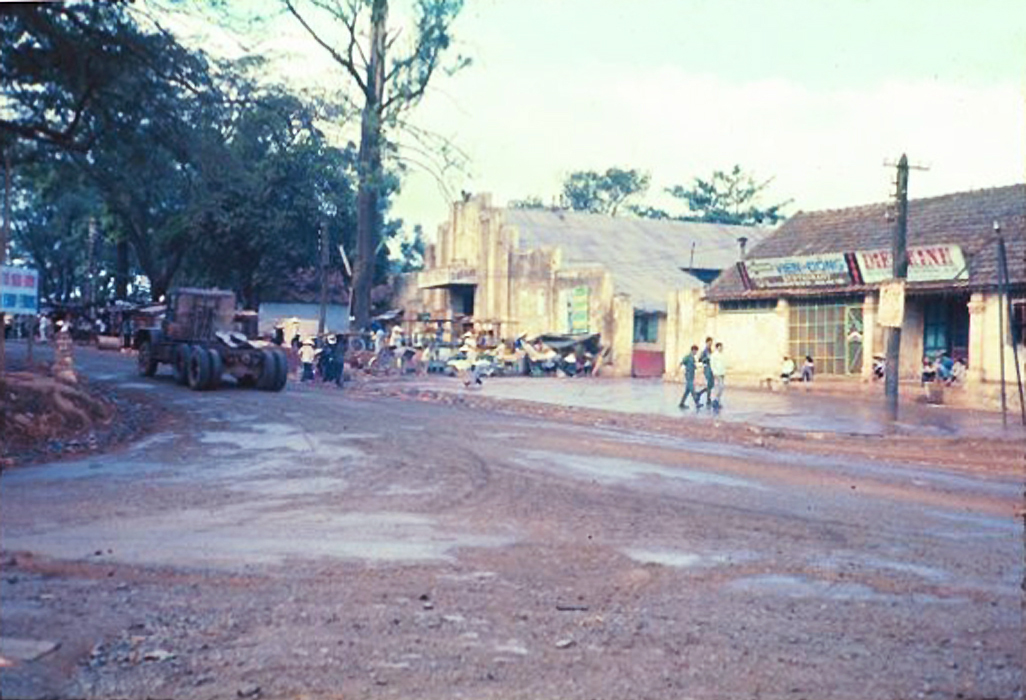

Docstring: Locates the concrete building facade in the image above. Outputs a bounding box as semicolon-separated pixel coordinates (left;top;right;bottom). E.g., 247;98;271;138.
402;194;758;376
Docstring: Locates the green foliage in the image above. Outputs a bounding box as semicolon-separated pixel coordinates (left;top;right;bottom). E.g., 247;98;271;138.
0;1;212;154
560;167;650;216
180;86;361;307
508;196;547;210
8;161;106;303
515;165;789;228
664;165;790;226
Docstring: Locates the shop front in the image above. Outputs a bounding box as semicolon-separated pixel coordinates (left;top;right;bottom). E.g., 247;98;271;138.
685;184;1026;406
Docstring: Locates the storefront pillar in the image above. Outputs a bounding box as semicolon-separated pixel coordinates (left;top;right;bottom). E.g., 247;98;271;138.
967;292;986;383
775;298;789;358
861;293;877;379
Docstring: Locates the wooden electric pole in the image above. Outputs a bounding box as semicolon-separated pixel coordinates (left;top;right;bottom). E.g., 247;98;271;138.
883;155;910;422
995;223;1026;426
318;224;329;336
1;149;10;380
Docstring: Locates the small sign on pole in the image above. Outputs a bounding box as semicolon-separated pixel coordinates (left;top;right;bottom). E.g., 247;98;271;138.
1;265;40;315
877;280;906;328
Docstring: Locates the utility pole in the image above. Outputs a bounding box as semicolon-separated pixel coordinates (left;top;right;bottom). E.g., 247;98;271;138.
1;149;10;380
995;222;1025;426
318;224;329;336
883;155;910;422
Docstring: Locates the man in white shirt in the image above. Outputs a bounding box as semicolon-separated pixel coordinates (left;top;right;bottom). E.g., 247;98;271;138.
709;342;727;411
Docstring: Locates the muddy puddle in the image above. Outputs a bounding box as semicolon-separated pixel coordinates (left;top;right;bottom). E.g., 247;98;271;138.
2;507;515;568
516;449;764;490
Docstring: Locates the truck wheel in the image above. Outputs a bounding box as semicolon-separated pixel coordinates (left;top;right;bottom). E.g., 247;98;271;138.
187;346;212;390
138;341;158;377
174;344;192;385
257;349;279;390
205;348;223;390
272;350;288;391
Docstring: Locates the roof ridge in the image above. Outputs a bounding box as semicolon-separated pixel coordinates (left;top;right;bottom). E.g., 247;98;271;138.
795;183;1025;219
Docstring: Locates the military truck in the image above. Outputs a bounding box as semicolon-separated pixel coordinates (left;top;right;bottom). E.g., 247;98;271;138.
133;288;288;391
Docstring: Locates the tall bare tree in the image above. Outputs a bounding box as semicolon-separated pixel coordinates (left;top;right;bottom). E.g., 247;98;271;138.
283;0;467;329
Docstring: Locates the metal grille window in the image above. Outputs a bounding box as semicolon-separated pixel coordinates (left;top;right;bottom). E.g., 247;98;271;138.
719;299;776;313
633;312;659;343
788;299;863;375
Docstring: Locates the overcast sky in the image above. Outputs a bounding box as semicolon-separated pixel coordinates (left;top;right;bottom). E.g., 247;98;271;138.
175;0;1026;237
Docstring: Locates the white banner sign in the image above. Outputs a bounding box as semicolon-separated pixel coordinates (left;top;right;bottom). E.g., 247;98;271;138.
742;253;852;289
1;265;40;315
877;280;906;328
856;244;967;284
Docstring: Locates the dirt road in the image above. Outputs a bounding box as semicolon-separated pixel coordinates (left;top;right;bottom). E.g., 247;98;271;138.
1;347;1023;699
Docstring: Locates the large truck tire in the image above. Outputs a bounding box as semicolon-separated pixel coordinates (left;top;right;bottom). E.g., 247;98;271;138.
187;346;213;390
257;349;280;391
173;344;192;385
272;350;288;391
205;348;223;390
138;340;158;377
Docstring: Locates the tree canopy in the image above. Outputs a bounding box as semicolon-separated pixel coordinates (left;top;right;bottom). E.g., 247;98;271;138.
1;1;424;313
561;167;650;216
511;164;789;226
664;165;790;226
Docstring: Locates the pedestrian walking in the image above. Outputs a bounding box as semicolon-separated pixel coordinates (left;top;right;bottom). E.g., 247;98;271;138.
678;344;701;410
709;341;727;412
697;337;715;409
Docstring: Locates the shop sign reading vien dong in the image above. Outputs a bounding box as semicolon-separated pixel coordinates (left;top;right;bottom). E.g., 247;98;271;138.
739;253;854;290
1;265;40;315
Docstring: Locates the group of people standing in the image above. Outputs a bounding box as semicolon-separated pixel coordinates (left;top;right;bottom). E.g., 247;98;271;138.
678;337;727;412
297;334;346;387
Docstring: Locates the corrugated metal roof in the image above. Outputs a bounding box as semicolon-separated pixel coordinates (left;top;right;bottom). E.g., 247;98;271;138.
504;209;765;312
707;184;1026;300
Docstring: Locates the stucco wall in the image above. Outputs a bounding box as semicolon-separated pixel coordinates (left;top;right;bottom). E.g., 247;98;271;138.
974;291;1026;383
709;305;787;379
664;289;784;380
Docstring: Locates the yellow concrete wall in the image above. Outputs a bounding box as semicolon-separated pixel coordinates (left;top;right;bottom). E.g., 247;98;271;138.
709;305;787;379
664;289;707;380
974;291;1026;383
664;290;784;381
610;295;635;376
411;194;644;376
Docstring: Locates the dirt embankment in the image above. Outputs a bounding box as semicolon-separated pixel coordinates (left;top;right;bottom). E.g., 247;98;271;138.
0;370;160;469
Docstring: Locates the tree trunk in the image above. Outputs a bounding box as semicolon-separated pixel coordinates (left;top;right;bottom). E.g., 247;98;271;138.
1;149;10;380
351;0;388;331
115;238;129;300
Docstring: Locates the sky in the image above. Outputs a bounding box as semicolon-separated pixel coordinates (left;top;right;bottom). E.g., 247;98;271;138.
170;0;1026;238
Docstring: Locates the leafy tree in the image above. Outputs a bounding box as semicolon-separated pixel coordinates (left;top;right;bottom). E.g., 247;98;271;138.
664;165;789;226
387;223;426;273
0;1;213;154
508;196;546;210
8;160;105;304
561;167;650;216
2;1;224;301
180;86;360;308
282;0;469;329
